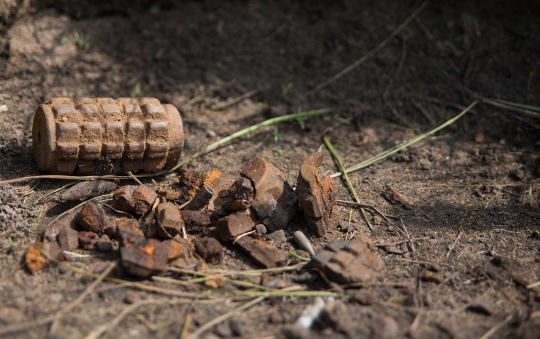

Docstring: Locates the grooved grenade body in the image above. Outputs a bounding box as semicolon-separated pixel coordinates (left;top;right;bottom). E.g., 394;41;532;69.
32;97;184;174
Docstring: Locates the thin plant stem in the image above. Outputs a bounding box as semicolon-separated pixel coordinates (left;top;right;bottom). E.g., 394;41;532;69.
185;297;265;339
331;100;479;178
323;136;374;232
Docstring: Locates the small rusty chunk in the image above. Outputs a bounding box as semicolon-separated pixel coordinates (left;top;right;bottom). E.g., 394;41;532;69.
195;237;224;264
296;152;336;237
58;227;79;251
235;236;287;268
25;242;63;274
78;201;108;234
228;177;254;201
116;217;144;246
120;239;168;278
26;243;46;274
177;169;205;201
156;188;182;201
206;170;237;215
222;199;250;213
113;185;157;215
156;203;184;238
78;231;98;250
309;239;386;284
382;185;412;210
182;185;215;210
162;238;193;261
180;210;215;233
216;211;256;241
44;208;80;242
240;157;297;232
60;180;118;201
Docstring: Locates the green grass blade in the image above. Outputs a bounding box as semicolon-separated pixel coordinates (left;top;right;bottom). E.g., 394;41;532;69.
331;100;478;178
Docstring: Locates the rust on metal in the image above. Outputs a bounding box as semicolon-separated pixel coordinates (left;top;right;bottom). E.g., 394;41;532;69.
77;201;109;234
32;97;184;174
120;238;168;278
113;185;157;215
162;238;194;261
240;157;297;233
235;236;287;268
296;152;336;237
215;211;257;241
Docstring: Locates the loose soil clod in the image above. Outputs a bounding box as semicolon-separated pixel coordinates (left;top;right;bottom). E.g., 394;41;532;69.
44;208;80;242
240;157;297;233
310;239;386;284
297;152;337;237
96;234;113;252
78;231;98;250
421;270;444;284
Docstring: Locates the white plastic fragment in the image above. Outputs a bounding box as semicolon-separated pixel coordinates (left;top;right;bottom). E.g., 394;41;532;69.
295;297;335;329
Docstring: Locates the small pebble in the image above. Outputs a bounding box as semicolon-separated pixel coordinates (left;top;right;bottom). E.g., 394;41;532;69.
124;291;139;304
255;224;267;235
207;130;217;138
293;231;315;256
0;105;7;112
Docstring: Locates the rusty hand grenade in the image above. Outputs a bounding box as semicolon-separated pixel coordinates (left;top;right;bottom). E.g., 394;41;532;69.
32;97;184;175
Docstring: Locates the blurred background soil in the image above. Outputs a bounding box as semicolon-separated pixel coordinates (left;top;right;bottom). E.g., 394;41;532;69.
0;0;539;338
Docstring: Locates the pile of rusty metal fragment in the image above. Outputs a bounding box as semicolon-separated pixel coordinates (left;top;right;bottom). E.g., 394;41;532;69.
26;152;386;284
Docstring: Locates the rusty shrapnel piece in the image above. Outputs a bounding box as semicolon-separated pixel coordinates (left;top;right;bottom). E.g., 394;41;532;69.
297;152;337;237
240;157;297;233
32;97;184;174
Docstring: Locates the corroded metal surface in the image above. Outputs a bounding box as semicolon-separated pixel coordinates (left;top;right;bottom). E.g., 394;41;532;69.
32;97;184;174
296;152;336;237
240;157;297;232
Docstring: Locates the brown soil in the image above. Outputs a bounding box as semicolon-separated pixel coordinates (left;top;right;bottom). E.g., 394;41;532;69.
1;1;539;338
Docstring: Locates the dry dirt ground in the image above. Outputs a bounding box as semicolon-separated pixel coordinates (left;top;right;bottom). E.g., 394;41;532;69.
1;0;540;338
